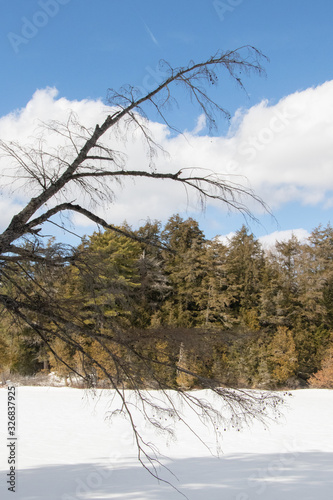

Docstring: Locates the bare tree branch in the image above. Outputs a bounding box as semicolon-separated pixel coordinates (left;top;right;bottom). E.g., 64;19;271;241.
0;47;284;485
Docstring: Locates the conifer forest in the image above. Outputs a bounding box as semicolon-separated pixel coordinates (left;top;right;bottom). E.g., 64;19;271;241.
2;215;333;390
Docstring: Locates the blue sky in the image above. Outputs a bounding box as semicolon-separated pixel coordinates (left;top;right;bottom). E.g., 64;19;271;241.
1;0;333;244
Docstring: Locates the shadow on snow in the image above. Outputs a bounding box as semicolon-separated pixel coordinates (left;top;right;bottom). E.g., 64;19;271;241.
1;452;332;500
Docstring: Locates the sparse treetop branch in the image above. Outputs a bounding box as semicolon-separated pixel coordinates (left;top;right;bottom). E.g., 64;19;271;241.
0;46;267;257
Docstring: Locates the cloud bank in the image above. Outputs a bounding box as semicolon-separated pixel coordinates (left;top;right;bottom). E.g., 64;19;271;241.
0;81;333;233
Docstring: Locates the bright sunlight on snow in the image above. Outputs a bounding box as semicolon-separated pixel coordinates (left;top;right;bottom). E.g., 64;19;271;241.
0;387;332;499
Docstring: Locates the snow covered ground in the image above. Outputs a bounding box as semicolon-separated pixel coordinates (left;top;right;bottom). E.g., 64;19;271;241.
0;386;332;499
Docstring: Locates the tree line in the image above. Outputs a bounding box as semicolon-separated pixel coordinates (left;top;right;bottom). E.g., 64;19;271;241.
1;215;332;389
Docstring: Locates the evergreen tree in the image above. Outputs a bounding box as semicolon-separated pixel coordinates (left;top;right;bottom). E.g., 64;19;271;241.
267;326;298;386
224;226;264;327
293;225;333;376
133;220;171;328
260;235;303;329
196;237;231;328
157;215;207;327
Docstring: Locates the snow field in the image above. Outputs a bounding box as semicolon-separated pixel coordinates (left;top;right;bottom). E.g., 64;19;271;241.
0;387;332;499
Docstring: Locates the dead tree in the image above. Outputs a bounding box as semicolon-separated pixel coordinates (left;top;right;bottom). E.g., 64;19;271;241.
0;46;282;481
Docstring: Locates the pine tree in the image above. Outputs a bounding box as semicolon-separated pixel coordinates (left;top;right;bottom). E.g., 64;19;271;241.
157;215;207;327
196;237;231;328
133;220;171;328
224;226;264;327
292;226;333;377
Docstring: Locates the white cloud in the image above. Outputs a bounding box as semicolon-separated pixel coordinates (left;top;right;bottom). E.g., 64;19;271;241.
0;199;27;229
1;81;333;233
216;232;236;246
258;229;310;249
227;81;333;207
190;114;207;135
216;229;310;249
0;88;107;143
